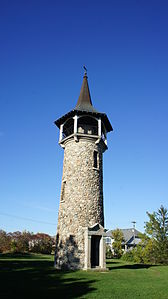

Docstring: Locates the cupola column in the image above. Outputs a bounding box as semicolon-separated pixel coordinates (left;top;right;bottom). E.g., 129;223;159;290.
104;128;107;146
59;124;64;142
73;115;78;134
98;117;102;137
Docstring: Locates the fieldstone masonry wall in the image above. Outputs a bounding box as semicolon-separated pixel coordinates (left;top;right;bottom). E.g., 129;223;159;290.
55;136;105;269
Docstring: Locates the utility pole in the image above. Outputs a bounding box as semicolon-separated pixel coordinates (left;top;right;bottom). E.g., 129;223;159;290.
131;221;136;247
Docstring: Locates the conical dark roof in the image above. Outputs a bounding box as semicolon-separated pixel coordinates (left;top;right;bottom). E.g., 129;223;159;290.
75;74;98;113
55;73;113;133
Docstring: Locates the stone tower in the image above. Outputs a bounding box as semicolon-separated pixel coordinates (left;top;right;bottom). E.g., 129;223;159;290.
54;70;112;270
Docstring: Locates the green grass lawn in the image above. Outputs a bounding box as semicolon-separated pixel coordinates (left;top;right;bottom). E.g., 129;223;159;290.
0;253;168;298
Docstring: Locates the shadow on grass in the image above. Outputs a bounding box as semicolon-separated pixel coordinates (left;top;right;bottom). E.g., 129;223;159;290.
0;252;49;259
106;260;120;265
106;260;157;271
0;259;96;298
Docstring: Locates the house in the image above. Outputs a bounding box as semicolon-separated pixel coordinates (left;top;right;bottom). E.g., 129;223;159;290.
106;228;142;253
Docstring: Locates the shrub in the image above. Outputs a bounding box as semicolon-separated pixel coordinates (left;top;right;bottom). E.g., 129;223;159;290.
121;250;134;262
106;245;113;259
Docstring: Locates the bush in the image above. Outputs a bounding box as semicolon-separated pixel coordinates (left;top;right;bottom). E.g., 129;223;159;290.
106;245;113;259
121;250;134;262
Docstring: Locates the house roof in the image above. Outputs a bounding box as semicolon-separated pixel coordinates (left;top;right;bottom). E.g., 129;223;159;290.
106;228;142;245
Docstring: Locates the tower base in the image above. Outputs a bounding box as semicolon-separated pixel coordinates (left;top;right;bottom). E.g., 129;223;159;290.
54;223;107;270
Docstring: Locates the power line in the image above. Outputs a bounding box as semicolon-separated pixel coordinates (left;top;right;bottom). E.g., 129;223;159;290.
0;212;57;226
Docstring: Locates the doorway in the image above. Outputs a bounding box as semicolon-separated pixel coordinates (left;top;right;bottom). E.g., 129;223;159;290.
91;235;101;267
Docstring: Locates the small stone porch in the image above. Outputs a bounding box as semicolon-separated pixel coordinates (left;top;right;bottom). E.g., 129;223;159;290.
84;223;107;271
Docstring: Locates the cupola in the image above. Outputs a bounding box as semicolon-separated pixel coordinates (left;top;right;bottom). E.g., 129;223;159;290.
54;69;113;148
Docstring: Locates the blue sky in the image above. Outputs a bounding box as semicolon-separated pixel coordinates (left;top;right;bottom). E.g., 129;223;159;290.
0;0;168;235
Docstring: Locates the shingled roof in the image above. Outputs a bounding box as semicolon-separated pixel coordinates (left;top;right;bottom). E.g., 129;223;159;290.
106;228;142;245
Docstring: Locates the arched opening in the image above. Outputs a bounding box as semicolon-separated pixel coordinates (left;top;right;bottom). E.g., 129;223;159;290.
77;116;98;136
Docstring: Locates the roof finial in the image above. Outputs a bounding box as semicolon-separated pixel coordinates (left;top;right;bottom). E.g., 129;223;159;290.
83;65;87;76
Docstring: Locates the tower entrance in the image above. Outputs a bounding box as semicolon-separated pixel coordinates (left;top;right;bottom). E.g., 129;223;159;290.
91;235;101;267
84;223;107;270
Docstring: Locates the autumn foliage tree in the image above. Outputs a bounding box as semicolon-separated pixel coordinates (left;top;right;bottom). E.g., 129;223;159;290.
0;230;11;253
0;230;55;254
10;231;33;253
29;233;54;254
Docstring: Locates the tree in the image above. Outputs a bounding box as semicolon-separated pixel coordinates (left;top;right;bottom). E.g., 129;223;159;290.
112;229;124;258
10;231;32;253
0;230;55;254
145;205;168;264
0;230;11;253
29;233;54;254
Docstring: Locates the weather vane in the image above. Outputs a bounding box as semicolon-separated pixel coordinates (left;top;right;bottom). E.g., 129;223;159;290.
83;65;87;75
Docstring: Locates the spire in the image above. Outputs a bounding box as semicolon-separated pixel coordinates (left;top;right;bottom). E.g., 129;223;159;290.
75;67;97;112
55;68;113;133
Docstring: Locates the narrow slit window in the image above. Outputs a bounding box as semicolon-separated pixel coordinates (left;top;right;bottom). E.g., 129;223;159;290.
61;181;66;201
93;151;98;168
